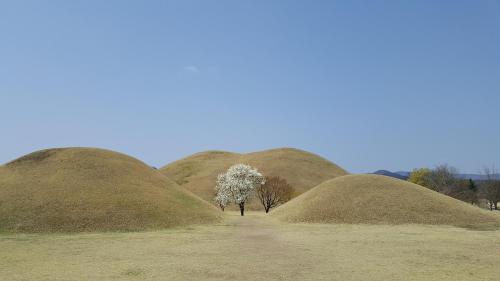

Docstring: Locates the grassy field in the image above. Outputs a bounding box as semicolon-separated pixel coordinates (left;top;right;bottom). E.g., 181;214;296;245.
1;211;499;281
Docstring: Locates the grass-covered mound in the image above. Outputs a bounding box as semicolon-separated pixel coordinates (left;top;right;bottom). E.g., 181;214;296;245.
272;174;500;228
160;148;348;206
0;148;221;232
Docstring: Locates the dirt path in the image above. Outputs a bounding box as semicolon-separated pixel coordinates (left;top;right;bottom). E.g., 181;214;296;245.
210;211;315;281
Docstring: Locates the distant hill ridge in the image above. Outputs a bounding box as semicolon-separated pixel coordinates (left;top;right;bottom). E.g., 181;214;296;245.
372;170;408;180
372;170;500;181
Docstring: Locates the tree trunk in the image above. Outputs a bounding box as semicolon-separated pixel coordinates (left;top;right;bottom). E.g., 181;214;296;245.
265;207;270;213
239;203;245;216
495;202;498;210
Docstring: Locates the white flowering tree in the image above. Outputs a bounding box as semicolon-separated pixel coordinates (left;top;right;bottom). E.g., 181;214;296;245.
215;164;264;216
214;177;231;211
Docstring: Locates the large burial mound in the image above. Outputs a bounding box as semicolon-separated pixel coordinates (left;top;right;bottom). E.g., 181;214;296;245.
0;148;221;232
272;174;500;228
160;148;348;207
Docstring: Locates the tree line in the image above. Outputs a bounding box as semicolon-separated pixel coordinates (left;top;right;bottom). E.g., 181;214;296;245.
409;165;500;210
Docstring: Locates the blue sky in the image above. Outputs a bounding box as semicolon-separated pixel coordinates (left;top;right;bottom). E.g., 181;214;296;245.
0;0;499;173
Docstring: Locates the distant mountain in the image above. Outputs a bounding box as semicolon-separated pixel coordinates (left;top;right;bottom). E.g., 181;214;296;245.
394;171;410;178
372;170;500;181
372;170;409;180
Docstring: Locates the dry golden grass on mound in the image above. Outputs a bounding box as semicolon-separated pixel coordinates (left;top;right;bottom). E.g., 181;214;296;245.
160;148;348;210
160;150;242;201
0;148;221;233
271;174;500;228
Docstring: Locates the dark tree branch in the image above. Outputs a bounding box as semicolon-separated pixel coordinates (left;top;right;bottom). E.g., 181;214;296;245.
256;176;294;213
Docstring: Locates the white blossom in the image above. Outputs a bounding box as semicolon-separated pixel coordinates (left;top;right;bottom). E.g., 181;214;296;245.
214;164;264;214
214;175;231;210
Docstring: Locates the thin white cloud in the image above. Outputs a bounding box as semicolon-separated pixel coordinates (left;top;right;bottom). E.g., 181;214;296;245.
183;65;199;73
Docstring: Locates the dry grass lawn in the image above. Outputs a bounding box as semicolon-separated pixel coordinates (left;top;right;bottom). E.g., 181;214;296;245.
1;211;499;281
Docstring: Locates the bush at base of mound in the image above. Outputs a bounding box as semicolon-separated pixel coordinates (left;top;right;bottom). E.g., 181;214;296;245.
0;148;221;233
271;174;500;228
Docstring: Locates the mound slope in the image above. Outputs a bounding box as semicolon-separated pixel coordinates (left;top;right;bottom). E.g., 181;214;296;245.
160;148;348;208
272;174;500;227
0;148;220;232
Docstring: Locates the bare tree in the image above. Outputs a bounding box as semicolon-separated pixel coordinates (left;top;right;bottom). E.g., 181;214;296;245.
441;179;477;205
480;166;500;211
410;165;479;204
426;164;459;192
256;176;294;213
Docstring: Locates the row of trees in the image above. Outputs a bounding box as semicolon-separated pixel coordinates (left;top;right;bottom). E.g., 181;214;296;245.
408;165;500;210
214;164;293;216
